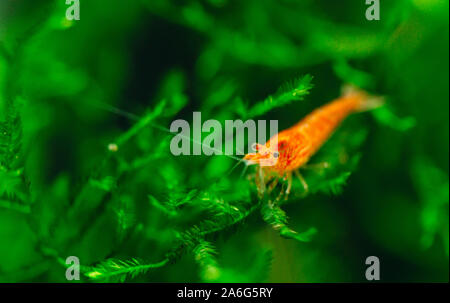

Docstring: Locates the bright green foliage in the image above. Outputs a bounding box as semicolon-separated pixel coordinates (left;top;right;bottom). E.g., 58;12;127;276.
193;239;221;281
0;0;448;283
86;258;169;282
261;200;317;242
412;157;449;255
239;75;314;118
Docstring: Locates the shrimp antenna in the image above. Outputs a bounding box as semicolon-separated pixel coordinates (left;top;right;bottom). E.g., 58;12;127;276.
224;157;247;178
240;162;249;179
90;100;244;163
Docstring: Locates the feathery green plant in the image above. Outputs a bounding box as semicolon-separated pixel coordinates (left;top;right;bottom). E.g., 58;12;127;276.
240;75;314;118
0;0;447;283
81;75;371;282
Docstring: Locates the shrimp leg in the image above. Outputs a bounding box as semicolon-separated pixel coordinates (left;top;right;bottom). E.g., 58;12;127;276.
285;173;292;196
302;162;330;170
255;166;267;198
267;178;279;194
294;170;309;194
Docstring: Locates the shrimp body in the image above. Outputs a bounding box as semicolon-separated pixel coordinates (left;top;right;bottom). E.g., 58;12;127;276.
244;86;377;178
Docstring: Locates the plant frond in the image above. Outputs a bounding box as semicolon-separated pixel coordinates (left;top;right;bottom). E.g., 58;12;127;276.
86;258;169;282
244;74;313;118
262;199;317;243
193;239;221;281
371;104;416;132
411;156;449;254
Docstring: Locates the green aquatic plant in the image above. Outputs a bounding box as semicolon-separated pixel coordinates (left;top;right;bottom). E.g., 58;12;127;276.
0;0;447;283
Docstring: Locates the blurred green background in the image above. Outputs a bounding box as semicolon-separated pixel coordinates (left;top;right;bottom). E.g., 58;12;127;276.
0;0;448;282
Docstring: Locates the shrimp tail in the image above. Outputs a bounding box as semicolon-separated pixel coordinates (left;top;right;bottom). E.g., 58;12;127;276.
341;84;385;112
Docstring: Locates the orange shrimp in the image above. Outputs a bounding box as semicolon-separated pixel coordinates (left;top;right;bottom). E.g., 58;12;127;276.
244;85;382;197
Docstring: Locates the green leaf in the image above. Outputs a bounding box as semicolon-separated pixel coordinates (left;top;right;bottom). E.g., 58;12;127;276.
244;75;313;118
193;239;221;281
89;176;116;192
371;105;416;132
411;156;449;253
262;200;317;243
86;258;169;282
280;226;318;242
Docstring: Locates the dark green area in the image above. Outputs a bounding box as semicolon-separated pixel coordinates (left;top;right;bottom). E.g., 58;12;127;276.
0;0;448;282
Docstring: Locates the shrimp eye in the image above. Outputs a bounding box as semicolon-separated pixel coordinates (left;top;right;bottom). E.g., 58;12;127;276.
251;143;265;152
273;152;279;158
